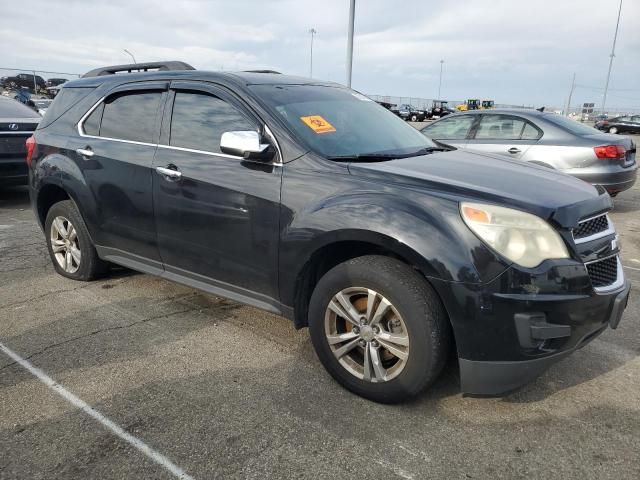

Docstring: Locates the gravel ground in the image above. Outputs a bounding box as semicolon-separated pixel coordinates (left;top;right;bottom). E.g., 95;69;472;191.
1;144;639;479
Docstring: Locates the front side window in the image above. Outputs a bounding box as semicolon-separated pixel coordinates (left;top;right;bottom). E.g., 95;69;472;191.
97;91;162;143
423;115;475;140
169;92;256;153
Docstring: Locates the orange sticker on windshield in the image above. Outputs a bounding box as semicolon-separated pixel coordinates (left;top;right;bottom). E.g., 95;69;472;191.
300;115;336;134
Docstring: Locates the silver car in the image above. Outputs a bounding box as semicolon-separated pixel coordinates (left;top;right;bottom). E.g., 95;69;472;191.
421;109;637;196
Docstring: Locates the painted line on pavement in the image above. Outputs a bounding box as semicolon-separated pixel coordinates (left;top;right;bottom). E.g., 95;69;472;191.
0;341;195;480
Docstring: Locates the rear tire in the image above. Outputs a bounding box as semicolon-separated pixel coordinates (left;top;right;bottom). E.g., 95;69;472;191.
45;200;108;281
608;126;618;134
308;255;451;403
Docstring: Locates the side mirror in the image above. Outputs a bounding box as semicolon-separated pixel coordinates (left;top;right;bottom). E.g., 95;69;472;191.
220;130;274;161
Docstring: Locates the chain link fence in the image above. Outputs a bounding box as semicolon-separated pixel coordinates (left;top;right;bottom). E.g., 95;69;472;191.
0;67;81;99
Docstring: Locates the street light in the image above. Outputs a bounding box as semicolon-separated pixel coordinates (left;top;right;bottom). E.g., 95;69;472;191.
346;0;355;87
437;60;444;100
308;28;317;78
601;0;623;114
123;49;137;64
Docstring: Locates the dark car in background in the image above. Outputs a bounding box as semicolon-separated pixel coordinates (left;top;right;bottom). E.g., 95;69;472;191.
394;103;426;122
595;115;640;135
46;78;69;88
28;62;629;403
421;109;637;196
0;73;46;92
0;96;40;186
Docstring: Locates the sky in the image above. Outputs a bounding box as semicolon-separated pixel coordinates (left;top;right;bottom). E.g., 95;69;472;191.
1;0;638;110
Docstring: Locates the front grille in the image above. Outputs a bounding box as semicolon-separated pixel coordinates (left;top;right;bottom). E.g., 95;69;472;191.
586;256;618;288
574;214;609;240
0;135;30;155
0;123;37;132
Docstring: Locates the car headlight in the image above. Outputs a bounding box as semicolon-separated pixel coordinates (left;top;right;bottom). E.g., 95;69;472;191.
460;202;569;268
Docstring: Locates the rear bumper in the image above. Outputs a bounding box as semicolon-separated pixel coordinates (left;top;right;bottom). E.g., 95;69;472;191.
0;156;28;186
459;279;630;395
571;165;637;194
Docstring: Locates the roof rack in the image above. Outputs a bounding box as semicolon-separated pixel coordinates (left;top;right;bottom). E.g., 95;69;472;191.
243;70;281;74
82;61;195;78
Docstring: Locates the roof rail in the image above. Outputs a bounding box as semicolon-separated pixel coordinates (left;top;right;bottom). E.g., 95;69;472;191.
243;70;281;74
82;61;195;78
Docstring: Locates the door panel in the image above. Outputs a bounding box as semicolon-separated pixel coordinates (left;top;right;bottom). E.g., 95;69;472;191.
153;86;282;300
70;86;166;261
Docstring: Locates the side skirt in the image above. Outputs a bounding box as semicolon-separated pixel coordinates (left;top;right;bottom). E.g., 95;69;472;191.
95;245;295;320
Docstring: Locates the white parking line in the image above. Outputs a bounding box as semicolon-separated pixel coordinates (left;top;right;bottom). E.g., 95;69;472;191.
0;342;195;480
623;264;640;272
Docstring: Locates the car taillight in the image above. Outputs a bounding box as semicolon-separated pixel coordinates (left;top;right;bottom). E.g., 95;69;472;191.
26;135;36;167
594;145;625;160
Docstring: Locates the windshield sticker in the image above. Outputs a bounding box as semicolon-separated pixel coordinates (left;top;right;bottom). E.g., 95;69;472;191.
300;115;336;134
351;92;372;101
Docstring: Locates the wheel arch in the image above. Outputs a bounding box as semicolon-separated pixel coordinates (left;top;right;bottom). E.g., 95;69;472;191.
290;230;446;330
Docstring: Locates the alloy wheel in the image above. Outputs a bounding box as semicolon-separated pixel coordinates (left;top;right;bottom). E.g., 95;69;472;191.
50;216;81;273
324;287;410;383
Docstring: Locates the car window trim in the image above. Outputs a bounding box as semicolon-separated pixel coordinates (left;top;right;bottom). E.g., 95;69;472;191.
470;113;542;141
161;80;283;166
77;82;168;146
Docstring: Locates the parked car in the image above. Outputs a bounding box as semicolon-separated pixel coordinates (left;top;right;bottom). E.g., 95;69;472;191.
421;110;637;196
28;62;630;403
375;100;395;111
395;103;426;122
46;78;68;88
0;96;40;186
0;73;46;92
595;115;640;135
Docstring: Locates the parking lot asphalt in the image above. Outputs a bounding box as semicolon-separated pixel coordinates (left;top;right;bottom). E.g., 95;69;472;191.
1;141;640;479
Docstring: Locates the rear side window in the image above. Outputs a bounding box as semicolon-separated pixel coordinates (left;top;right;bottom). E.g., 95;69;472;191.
98;91;162;143
474;114;541;140
423;115;475;140
38;87;95;129
83;103;103;136
169;92;256;153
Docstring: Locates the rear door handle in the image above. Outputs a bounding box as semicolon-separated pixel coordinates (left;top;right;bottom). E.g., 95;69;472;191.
508;147;521;154
156;166;182;180
76;147;94;158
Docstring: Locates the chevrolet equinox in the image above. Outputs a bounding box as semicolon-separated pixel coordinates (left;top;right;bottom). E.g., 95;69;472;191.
28;62;630;403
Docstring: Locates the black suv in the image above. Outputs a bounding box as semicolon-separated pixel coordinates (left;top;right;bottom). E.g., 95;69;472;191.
28;62;630;403
1;73;46;92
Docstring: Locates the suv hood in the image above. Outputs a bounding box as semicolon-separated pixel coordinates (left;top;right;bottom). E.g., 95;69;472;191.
347;150;612;228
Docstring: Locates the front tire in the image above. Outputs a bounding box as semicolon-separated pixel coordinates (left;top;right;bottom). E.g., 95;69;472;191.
608;126;618;134
308;256;451;403
45;200;108;281
410;114;418;122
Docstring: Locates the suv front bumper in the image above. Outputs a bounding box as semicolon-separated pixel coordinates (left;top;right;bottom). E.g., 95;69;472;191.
431;259;631;395
458;280;630;395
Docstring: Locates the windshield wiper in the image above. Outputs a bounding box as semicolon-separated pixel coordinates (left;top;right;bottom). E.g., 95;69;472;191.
327;153;406;162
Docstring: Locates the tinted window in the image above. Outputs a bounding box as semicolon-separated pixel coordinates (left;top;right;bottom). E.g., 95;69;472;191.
475;115;527;140
422;115;475;140
83;103;104;136
100;91;162;143
38;87;95;129
543;113;601;135
169;92;256;153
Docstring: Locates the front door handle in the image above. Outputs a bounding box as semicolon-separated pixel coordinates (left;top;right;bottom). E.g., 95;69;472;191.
76;147;94;158
156;166;182;180
508;147;521;154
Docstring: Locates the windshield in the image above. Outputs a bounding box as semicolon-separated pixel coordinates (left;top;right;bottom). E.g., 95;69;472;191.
250;84;437;159
543;113;602;136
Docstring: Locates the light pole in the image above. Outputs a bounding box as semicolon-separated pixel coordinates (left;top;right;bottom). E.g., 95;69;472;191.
123;49;137;64
346;0;356;87
565;72;576;116
437;60;444;99
602;0;623;114
309;28;317;78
